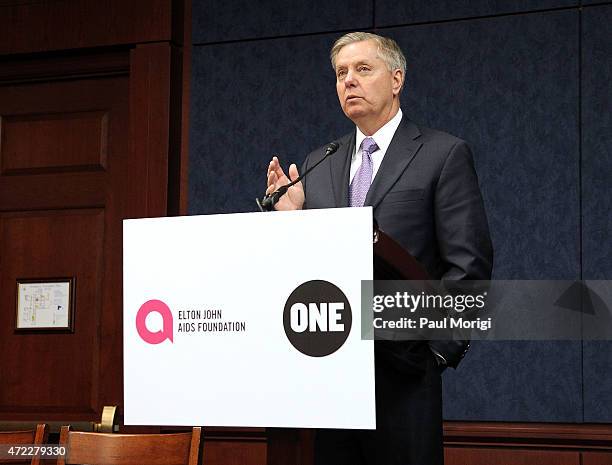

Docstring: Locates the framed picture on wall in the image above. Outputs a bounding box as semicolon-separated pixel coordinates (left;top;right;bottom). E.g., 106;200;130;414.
15;278;75;332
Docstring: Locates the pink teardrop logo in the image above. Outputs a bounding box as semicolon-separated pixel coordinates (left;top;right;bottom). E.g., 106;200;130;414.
136;299;174;344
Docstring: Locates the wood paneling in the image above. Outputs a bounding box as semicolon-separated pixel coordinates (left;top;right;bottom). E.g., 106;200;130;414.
0;51;129;85
0;210;104;414
445;447;580;465
444;422;612;449
0;69;127;216
583;452;612;465
168;43;190;216
0;173;105;211
443;423;612;465
192;427;269;465
203;441;267;465
169;0;192;215
0;53;130;421
127;43;172;219
0;0;189;427
1;111;108;174
0;0;172;55
267;429;313;465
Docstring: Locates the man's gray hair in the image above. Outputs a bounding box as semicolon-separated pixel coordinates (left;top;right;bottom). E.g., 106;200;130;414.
330;32;407;76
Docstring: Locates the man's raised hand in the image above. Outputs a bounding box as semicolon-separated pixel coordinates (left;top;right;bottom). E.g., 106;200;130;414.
266;157;304;210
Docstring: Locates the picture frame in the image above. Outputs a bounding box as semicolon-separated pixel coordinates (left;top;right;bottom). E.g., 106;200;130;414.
15;277;75;332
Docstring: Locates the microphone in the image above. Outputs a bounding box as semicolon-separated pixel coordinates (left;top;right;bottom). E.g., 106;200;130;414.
257;141;341;212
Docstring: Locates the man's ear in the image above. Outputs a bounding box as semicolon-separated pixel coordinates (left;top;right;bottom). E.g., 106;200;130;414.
392;69;404;96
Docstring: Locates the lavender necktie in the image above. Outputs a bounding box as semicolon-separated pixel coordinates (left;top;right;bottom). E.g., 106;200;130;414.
350;137;378;207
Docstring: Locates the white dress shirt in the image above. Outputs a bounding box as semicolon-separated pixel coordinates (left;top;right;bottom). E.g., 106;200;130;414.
349;108;404;184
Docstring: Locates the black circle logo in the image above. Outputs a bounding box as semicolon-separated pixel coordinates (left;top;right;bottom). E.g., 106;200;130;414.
283;280;352;357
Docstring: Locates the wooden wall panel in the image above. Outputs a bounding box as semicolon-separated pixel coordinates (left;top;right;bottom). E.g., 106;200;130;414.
0;173;105;212
0;53;130;421
443;422;612;447
443;423;612;465
171;0;192;215
0;0;189;428
127;44;171;219
0;0;172;55
198;427;268;465
1;111;108;174
0;75;125;212
0;210;104;415
445;447;580;465
583;452;612;465
267;429;313;465
203;441;267;465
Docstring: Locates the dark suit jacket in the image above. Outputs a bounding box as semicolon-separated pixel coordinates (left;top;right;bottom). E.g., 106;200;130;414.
301;115;494;368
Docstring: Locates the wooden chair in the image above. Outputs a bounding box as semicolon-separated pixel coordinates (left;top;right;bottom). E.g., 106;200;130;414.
0;424;48;465
57;426;201;465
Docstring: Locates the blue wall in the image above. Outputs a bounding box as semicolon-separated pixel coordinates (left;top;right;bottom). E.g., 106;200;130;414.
581;4;612;422
189;1;612;422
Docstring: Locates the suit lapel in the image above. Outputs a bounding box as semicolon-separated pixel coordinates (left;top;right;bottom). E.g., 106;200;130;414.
364;117;423;208
330;132;355;207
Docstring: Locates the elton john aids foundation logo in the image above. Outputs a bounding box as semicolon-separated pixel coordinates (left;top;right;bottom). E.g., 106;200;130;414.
283;280;352;357
136;299;174;344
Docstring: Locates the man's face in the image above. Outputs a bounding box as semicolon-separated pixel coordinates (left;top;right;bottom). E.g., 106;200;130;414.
334;40;402;130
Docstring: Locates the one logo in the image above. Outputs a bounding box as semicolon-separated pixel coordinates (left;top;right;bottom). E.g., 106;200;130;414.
136;299;174;344
283;280;352;357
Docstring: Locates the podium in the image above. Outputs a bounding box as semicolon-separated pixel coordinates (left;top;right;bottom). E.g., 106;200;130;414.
372;227;429;280
123;209;436;465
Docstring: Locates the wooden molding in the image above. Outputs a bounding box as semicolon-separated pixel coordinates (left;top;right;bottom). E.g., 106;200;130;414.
127;43;172;218
444;421;612;450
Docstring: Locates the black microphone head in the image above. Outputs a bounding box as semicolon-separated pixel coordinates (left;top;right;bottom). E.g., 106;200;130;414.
325;141;340;156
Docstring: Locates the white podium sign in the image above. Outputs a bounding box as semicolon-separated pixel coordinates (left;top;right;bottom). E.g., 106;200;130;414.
123;208;375;429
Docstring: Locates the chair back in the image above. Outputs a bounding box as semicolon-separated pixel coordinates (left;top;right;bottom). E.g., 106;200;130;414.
0;424;48;465
57;426;201;465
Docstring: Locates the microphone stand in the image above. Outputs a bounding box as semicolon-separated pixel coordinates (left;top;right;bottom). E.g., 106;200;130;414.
256;142;340;212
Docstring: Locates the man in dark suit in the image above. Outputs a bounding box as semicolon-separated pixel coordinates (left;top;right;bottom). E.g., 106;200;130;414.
266;32;493;465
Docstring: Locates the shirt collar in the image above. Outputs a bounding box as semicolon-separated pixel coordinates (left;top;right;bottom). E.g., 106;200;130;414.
354;108;403;156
